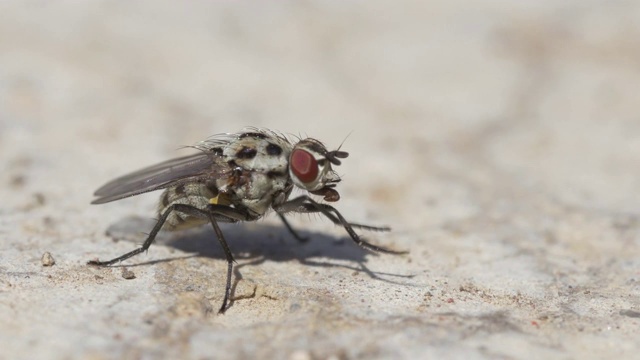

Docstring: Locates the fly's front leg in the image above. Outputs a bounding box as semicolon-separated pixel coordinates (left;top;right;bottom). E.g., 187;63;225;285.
274;196;406;254
276;196;390;232
305;210;391;232
277;203;390;233
277;213;309;243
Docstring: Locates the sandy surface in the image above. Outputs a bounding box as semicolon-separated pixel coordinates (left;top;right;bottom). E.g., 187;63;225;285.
1;1;640;359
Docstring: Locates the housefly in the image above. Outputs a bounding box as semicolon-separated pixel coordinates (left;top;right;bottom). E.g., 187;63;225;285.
88;128;405;313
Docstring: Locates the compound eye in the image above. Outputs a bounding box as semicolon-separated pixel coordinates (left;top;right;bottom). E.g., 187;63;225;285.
290;149;319;184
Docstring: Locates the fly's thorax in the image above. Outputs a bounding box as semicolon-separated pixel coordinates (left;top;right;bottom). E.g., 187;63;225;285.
222;134;291;174
158;183;217;231
215;167;290;217
212;133;293;216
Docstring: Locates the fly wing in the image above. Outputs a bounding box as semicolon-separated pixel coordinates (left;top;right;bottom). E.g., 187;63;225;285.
92;151;230;204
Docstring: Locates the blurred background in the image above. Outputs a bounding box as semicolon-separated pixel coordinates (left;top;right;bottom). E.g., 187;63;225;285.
3;1;640;215
1;1;640;359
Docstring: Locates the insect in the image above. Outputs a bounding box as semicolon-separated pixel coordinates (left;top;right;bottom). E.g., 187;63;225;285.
88;128;404;313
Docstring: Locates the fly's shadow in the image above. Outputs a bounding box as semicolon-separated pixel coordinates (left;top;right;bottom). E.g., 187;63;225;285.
104;215;409;281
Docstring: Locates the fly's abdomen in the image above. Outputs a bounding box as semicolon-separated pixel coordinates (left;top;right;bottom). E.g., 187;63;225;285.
158;183;216;231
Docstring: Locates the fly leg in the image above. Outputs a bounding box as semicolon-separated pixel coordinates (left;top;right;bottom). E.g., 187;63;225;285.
277;213;309;243
274;196;406;254
308;211;391;232
87;203;205;266
88;203;252;314
204;206;235;313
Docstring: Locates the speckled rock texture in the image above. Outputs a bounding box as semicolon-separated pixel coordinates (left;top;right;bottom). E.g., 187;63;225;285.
1;1;639;359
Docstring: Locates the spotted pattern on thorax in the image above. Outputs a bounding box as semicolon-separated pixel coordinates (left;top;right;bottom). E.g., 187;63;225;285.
214;135;293;217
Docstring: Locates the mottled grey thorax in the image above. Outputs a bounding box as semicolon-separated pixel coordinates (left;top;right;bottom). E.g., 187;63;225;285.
216;134;293;217
159;133;294;231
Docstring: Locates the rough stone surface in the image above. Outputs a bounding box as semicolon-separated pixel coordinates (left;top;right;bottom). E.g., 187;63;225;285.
1;1;639;359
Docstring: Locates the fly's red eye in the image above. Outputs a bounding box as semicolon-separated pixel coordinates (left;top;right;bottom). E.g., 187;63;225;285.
290;149;319;183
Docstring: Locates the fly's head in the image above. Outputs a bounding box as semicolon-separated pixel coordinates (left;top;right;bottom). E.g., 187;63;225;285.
288;138;349;202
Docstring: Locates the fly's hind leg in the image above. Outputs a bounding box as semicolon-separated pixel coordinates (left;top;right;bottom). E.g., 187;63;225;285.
88;203;251;314
87;203;205;266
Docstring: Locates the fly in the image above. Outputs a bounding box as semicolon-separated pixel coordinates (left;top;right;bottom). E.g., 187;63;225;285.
88;128;405;313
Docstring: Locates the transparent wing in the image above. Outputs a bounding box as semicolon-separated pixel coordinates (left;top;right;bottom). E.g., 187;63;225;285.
92;151;230;204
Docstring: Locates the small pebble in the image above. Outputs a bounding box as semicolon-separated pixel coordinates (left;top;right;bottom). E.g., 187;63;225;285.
121;268;136;279
41;252;55;267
